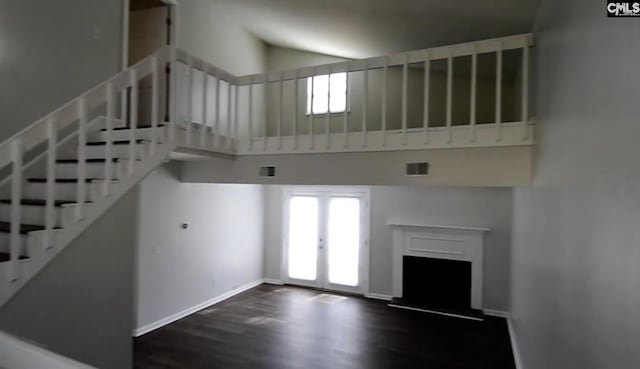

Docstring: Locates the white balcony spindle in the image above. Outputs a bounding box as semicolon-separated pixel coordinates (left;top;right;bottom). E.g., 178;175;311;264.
293;71;299;150
496;42;503;142
382;57;388;146
104;84;115;196
248;80;254;151
168;48;178;143
227;81;233;150
362;61;369;148
263;79;268;152
186;64;194;144
343;67;350;149
201;72;208;147
402;54;408;146
76;98;88;221
150;56;159;155
470;46;478;142
326;67;331;149
45;118;57;250
423;52;431;145
446;52;453;144
216;75;222;148
309;70;315;149
233;84;239;150
129;70;138;173
521;42;530;140
9;138;23;281
279;73;284;150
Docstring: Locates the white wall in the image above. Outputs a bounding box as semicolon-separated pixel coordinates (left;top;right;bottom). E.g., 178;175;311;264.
0;0;122;143
0;187;138;369
267;45;347;72
177;0;266;75
134;163;264;331
510;1;640;368
263;185;513;311
133;0;271;331
181;146;533;187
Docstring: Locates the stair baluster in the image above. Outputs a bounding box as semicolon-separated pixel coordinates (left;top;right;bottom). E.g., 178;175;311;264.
9;139;23;282
45;118;57;249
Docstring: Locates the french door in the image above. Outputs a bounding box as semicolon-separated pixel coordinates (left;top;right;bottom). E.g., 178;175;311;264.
283;189;369;295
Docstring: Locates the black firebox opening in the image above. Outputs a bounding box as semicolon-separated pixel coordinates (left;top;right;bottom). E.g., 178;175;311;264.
402;256;472;311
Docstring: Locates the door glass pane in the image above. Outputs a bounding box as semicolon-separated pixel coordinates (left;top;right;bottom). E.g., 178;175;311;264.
287;196;319;281
327;197;361;286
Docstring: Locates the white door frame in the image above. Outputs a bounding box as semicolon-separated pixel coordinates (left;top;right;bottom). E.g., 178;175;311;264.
280;186;371;296
121;0;180;72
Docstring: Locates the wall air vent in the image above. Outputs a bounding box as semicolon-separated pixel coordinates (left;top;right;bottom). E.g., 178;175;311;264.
259;166;276;177
406;162;429;176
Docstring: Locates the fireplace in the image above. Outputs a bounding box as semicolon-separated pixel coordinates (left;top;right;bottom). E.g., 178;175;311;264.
390;223;489;313
403;256;472;310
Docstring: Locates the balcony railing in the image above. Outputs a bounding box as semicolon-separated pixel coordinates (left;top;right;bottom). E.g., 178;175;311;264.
224;33;534;154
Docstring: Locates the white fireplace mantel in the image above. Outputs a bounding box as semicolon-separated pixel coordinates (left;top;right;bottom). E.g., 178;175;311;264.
390;223;490;310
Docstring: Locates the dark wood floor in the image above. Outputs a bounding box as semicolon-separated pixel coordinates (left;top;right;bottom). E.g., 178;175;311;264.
134;284;515;369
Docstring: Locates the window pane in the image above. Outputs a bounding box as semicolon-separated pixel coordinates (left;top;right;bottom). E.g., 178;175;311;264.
327;197;360;286
329;73;347;113
307;73;347;114
287;196;319;281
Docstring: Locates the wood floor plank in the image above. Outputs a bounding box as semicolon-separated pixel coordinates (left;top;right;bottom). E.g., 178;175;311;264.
134;284;516;369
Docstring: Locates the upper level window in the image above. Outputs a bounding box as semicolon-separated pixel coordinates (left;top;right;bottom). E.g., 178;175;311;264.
307;73;347;115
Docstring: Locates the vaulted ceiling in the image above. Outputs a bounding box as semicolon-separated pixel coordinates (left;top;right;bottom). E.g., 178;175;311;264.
216;0;540;58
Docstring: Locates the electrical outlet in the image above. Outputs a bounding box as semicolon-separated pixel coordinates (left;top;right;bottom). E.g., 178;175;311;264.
92;28;101;40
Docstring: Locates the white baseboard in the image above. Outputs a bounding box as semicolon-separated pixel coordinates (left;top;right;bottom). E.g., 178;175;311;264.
262;278;284;285
365;293;393;301
483;310;521;368
483;309;510;318
133;279;264;337
507;317;524;369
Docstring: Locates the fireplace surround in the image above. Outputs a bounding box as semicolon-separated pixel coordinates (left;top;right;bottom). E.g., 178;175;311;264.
390;223;490;310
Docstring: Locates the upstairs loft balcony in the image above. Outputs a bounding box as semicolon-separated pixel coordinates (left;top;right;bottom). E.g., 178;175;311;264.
172;33;534;155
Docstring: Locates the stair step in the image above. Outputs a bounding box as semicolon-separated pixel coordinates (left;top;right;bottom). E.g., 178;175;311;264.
101;125;164;131
86;139;148;146
0;199;91;207
27;178;120;184
0;221;45;234
0;199;68;207
0;253;29;262
56;158;121;164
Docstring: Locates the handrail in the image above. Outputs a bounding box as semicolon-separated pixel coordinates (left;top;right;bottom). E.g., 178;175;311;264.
0;44;240;286
235;33;533;85
0;45;240;171
0;46;171;171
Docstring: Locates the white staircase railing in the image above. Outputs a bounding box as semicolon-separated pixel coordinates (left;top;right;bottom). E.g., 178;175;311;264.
0;45;239;307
